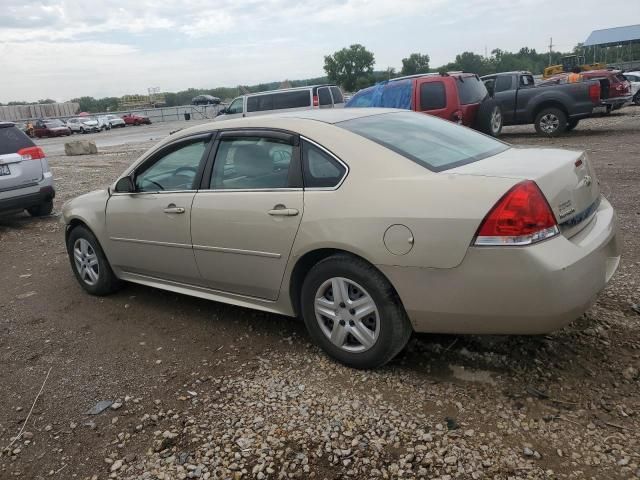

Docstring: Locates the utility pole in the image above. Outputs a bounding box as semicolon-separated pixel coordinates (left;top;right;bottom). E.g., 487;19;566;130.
548;37;554;65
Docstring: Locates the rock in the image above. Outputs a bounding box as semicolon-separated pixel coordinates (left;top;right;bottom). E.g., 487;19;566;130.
444;455;457;465
110;459;123;472
111;402;123;411
65;140;98;156
22;432;33;440
87;400;113;415
622;366;638;381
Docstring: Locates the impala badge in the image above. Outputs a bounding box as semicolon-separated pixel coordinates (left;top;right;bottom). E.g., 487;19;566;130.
584;175;592;187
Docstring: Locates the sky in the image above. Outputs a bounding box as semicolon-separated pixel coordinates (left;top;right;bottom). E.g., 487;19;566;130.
1;0;639;103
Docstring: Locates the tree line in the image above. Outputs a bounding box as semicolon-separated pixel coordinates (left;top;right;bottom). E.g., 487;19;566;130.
3;42;638;112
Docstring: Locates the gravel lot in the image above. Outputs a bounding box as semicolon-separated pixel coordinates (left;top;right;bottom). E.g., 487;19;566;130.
1;110;639;480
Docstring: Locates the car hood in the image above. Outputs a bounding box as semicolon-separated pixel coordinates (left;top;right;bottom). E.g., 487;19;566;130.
48;126;68;131
81;120;98;126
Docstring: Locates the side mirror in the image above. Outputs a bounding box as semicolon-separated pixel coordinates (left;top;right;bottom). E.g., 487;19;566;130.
217;108;227;116
114;176;135;193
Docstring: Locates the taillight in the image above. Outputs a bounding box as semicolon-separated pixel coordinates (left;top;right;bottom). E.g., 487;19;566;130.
451;110;463;124
18;146;45;160
474;180;558;246
588;83;600;104
313;95;319;107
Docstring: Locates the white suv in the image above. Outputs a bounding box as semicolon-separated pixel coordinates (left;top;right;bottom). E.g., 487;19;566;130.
66;117;100;134
0;122;55;216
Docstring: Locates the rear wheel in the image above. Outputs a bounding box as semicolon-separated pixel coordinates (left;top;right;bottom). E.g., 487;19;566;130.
80;127;85;134
634;92;640;106
301;254;412;369
476;98;503;137
566;119;579;131
534;107;567;137
27;200;53;217
67;226;121;296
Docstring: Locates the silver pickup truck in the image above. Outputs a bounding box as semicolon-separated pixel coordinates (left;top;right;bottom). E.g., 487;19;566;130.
481;71;604;136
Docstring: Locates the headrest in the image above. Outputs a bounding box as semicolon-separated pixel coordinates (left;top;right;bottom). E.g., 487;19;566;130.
233;144;272;177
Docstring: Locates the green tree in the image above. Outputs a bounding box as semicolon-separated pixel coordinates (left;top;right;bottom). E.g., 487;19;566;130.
401;53;430;75
324;44;375;92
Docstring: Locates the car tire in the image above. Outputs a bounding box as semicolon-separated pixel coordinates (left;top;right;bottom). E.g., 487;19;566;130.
566;119;579;131
67;226;122;296
80;127;85;134
27;200;53;217
534;107;567;137
300;254;413;369
476;98;503;137
633;92;640;106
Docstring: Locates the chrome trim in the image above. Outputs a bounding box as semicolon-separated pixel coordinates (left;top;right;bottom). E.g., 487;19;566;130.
300;136;350;191
192;244;281;258
196;188;303;193
110;190;197;196
110;237;192;249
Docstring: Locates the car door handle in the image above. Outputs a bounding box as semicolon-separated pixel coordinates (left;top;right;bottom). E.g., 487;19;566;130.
268;206;299;216
164;204;185;214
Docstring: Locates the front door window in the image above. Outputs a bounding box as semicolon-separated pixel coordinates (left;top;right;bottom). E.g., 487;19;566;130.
135;140;207;192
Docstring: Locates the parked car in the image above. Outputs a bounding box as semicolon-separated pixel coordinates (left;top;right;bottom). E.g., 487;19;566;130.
62;109;619;369
100;114;126;129
96;116;112;131
541;69;632;112
192;95;221;106
345;73;503;137
1;122;55;217
622;71;640;105
481;71;604;136
215;85;345;121
122;113;151;125
33;119;72;138
66;117;100;134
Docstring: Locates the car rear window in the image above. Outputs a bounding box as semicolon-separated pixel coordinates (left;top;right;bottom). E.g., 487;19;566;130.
0;125;35;155
330;87;344;104
456;76;488;105
337;112;508;172
318;87;332;106
419;82;446;110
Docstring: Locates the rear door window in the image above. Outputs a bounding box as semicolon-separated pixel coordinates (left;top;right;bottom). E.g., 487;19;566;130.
330;87;344;104
273;91;311;110
302;141;346;188
456;76;487;104
520;75;535;87
494;75;514;92
0;126;35;155
317;87;332;106
247;95;274;112
419;82;446;110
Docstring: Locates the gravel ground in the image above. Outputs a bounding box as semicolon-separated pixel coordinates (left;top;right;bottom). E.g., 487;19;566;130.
0;109;639;480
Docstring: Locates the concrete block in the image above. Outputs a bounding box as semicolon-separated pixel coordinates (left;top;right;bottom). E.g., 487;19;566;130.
65;140;98;156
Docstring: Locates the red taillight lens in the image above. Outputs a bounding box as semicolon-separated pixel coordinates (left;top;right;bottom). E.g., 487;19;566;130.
474;180;559;246
588;83;600;103
18;146;45;160
313;95;319;107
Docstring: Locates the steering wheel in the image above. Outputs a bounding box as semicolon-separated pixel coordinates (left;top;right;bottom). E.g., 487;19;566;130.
174;166;198;177
142;178;165;191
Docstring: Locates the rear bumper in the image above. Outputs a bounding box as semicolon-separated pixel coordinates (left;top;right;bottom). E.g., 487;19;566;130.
0;185;55;213
379;196;620;334
602;95;632;108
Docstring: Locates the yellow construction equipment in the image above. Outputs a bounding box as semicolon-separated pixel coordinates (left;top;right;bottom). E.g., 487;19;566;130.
543;55;606;79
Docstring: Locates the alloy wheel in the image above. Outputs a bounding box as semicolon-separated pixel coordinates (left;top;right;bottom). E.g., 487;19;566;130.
491;107;502;134
73;238;100;286
314;277;380;353
540;113;559;134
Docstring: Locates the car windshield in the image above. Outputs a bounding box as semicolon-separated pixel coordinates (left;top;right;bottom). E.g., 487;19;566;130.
337;111;508;172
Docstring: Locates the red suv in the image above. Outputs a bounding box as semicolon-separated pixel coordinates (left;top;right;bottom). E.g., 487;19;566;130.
345;73;502;136
122;113;152;125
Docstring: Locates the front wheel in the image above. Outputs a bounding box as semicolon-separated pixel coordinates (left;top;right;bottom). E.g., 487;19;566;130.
80;127;85;134
534;107;567;137
67;226;122;296
634;92;640;106
301;255;412;369
476;98;503;137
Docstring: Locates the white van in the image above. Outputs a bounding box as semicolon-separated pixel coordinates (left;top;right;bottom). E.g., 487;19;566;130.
215;85;345;121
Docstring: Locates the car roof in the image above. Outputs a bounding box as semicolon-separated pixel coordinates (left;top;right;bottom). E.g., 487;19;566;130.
245;84;337;97
0;122;16;128
481;71;532;77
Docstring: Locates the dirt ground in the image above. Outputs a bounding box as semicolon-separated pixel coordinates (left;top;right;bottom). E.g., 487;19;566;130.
0;111;639;480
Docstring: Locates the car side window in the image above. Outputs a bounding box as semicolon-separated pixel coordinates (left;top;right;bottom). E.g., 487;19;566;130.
494;75;513;92
419;82;446;111
211;136;293;190
135;140;207;193
520;75;535;87
330;86;344;104
302;141;346;188
227;98;244;114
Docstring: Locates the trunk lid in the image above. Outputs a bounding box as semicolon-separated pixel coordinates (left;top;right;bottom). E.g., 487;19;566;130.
0;125;44;192
450;147;600;238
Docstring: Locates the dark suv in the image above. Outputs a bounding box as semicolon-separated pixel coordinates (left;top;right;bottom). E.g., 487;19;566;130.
345;73;502;136
0;122;55;216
